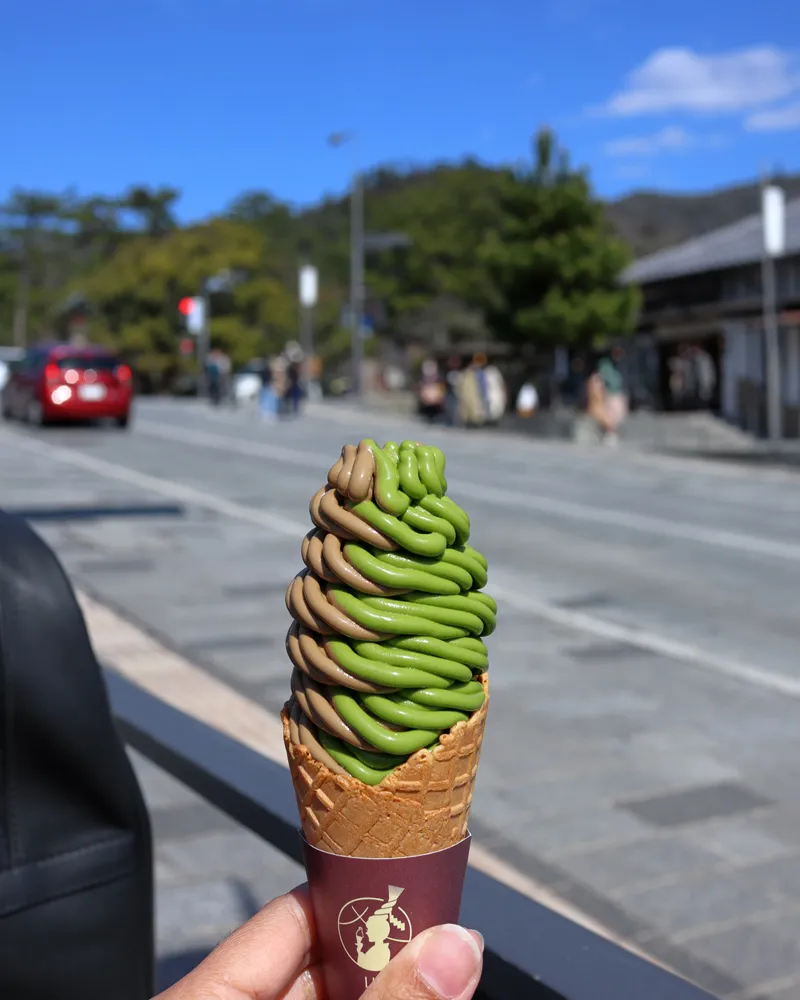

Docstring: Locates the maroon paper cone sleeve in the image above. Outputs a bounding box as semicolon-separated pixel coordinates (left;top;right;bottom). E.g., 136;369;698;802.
302;834;472;1000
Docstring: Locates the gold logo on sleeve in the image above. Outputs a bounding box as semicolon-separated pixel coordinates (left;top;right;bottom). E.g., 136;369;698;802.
338;885;412;972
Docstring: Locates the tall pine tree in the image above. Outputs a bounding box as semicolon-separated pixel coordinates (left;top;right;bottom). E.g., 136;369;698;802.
480;129;640;350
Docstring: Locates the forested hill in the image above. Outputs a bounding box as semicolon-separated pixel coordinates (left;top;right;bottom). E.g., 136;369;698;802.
606;172;800;256
231;162;800;259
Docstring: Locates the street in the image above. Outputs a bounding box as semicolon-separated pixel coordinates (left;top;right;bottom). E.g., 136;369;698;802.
3;399;800;1000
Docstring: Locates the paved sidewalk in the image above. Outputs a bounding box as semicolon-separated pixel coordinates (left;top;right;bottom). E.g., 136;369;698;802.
134;751;303;992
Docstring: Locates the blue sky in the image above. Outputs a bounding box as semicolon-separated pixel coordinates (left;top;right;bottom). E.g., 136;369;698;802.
3;0;800;221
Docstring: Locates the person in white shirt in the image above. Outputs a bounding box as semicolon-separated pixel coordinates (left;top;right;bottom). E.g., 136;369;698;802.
516;377;538;418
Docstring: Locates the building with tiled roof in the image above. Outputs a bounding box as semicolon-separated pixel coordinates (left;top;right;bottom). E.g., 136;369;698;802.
621;196;800;437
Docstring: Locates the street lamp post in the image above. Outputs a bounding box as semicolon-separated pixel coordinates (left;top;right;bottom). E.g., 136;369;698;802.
328;131;365;398
761;181;786;441
328;133;412;399
298;263;318;396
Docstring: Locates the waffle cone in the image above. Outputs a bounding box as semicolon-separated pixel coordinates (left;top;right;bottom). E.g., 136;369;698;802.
282;673;489;857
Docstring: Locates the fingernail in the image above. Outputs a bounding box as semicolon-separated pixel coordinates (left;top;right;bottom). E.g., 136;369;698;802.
417;924;482;998
468;929;484;953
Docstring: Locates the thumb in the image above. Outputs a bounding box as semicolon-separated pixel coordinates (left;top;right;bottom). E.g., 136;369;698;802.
362;924;483;1000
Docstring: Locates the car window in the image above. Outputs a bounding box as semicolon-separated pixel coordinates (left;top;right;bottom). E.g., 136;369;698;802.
54;355;119;370
21;350;45;373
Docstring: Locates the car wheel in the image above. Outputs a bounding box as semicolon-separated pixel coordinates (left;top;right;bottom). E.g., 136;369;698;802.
25;400;46;426
115;413;131;429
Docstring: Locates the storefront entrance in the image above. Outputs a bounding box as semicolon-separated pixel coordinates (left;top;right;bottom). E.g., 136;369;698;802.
658;334;723;413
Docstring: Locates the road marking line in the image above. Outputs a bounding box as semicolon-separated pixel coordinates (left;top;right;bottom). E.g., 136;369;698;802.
492;580;800;699
134;420;800;564
77;587;647;958
1;430;308;537
4;427;794;701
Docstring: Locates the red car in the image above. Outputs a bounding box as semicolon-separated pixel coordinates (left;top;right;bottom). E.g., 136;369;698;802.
1;344;133;428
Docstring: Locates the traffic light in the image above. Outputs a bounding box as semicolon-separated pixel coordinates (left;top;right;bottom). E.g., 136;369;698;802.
177;296;205;335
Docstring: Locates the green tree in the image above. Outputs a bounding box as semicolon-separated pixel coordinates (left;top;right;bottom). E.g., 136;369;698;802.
123;185;179;238
479;129;640;351
1;189;68;345
78;218;296;385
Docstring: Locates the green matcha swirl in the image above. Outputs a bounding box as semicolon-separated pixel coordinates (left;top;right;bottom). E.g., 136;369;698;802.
286;439;494;786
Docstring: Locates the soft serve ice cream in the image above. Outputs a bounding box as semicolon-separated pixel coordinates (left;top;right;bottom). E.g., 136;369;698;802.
282;438;495;857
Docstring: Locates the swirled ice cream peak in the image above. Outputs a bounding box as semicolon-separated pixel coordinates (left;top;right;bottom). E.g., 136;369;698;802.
285;438;494;785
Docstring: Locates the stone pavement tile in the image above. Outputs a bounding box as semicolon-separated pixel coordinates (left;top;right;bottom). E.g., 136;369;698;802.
559;837;724;897
620;782;773;830
158;828;301;889
150;803;239;841
679;818;794;866
622;871;784;939
748;767;800;807
470;785;544;840
156;878;255;951
726;855;800;907
221;673;289;715
683;912;800;995
621;728;743;787
469;820;747;999
129;749;203;811
757;808;800;852
741;977;800;1000
519;768;677;822
492;807;654;860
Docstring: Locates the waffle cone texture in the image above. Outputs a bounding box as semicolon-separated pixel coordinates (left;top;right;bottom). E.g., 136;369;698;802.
283;673;489;858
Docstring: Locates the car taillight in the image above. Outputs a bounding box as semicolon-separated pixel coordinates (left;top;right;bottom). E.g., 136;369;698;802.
44;363;61;383
115;364;132;382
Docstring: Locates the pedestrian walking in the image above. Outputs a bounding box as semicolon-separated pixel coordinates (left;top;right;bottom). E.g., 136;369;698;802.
206;349;222;406
515;375;539;418
483;360;507;424
458;354;488;428
417;359;446;423
285;357;303;416
259;358;278;421
589;356;629;445
444;355;462;426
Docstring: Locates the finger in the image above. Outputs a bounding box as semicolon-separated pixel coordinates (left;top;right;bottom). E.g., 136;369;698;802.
362;924;483;1000
280;964;324;1000
156;886;317;1000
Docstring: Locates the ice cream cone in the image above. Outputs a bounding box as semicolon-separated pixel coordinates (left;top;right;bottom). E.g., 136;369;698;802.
283;673;489;858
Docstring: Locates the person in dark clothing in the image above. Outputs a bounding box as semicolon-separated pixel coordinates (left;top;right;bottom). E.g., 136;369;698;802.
206;355;222;405
284;359;303;416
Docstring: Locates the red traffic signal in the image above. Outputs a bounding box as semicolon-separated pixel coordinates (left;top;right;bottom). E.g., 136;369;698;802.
178;297;196;316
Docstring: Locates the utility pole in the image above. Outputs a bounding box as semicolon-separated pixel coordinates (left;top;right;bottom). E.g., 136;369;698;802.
197;284;210;399
350;168;365;399
761;180;785;441
12;268;30;349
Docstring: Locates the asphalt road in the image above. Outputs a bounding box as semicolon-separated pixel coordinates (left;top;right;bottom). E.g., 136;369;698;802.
3;398;800;999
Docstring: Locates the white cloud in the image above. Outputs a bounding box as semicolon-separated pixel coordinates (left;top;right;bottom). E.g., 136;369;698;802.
605;125;692;156
596;46;800;116
746;101;800;131
603;126;726;157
